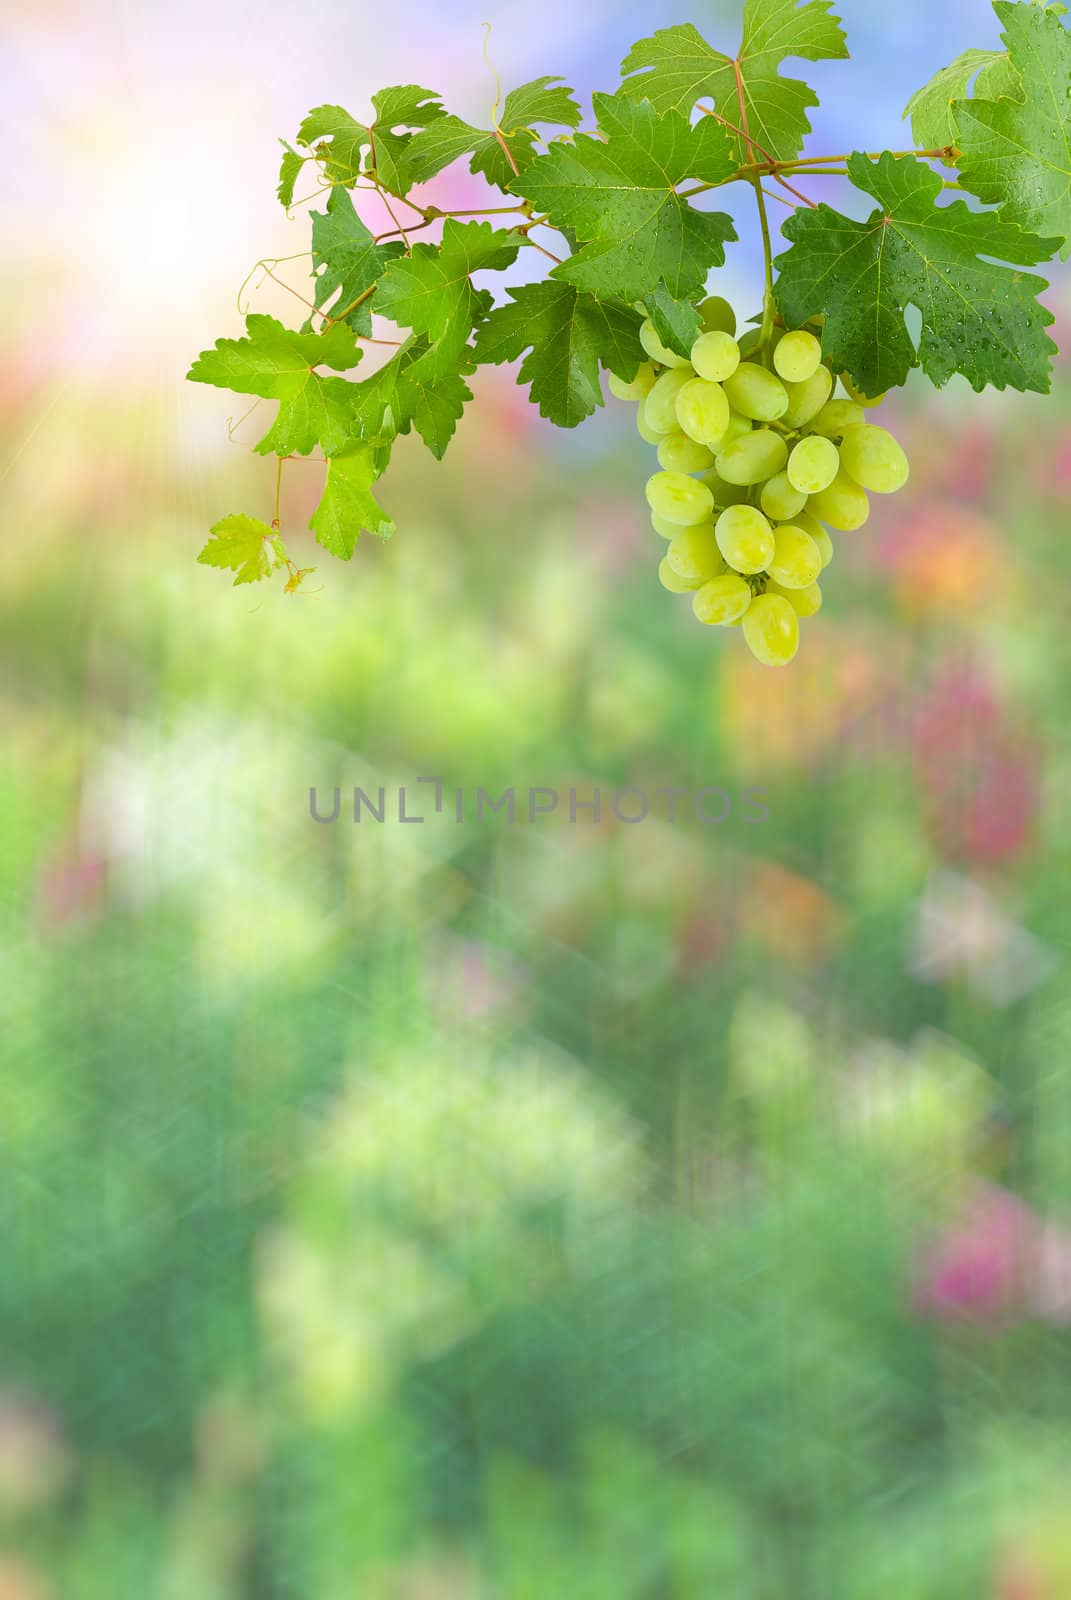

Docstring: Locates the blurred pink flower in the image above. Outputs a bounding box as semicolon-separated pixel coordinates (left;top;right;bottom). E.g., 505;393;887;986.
875;498;1010;619
913;1182;1071;1330
908;871;1056;1006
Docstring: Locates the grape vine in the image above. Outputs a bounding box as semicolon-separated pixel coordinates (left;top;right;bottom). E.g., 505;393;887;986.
189;0;1070;665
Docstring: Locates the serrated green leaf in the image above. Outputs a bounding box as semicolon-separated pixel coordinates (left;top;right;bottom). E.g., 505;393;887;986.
775;152;1058;395
474;281;644;427
404;76;584;193
645;285;702;360
374;220;521;370
502;76;582;132
368;84;446;195
349;338;474;459
513;94;737;302
186;315;363;457
297;105;369;184
197;515;287;586
620;1;848;164
277;143;305;208
310;447;394;559
955;1;1071;256
903;49;1010;151
310;188;403;334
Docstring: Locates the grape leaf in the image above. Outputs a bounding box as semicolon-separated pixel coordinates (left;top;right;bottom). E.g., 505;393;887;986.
513;93;738;301
310;447;394;559
619;1;848;164
197;515;287;586
775;153;1058;395
297;105;369;185
368;84;446;194
186;315;363;457
954;1;1071;257
902;49;1014;152
402;76;584;192
310;188;404;334
645;285;702;360
374;221;521;370
348;338;474;459
277;142;305;209
474;282;645;427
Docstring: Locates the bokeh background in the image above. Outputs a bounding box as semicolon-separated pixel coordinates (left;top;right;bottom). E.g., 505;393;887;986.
4;1;1071;1595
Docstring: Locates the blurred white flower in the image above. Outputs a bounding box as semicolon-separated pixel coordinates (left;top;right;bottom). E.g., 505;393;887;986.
908;871;1057;1006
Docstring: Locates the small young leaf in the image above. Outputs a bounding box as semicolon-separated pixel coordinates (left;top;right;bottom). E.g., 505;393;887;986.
310;188;404;333
474;281;644;427
368;84;446;194
310;447;395;559
775;152;1058;395
186;315;363;457
198;515;287;585
620;1;848;164
403;76;584;192
296;105;369;184
955;1;1071;256
903;48;1012;152
644;286;702;360
277;142;305;208
374;220;521;370
514;94;738;302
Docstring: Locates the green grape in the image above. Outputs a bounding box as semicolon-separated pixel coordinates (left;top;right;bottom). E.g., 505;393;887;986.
742;592;800;667
723;362;789;422
767;523;822;589
768;579;823;618
808;398;865;440
760;470;808;522
787;435;840;495
667;523;723;585
675;377;731;447
640;318;691;369
774;329;822;383
716;427;788;487
698;295;737;336
808;469;870;531
838;424;910;494
722;410;753;446
646;470;715;527
637;406;667;445
801;518;834;569
697;466;751;508
658;432;716;473
781;364;833;429
651;512;680;540
715;504;776;575
643;368;694;434
659;556;701;593
693;572;752;626
691;330;741;384
608;362;659;403
840;373;885;408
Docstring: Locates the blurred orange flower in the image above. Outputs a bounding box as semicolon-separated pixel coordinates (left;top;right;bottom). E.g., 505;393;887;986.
738;859;847;966
877;499;1013;618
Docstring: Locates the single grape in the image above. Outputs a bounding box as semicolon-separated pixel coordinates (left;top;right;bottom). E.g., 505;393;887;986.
774;329;822;383
637;405;667;445
675;377;731;447
838;424;910;494
608;362;658;403
722;410;753;446
640;318;691;369
808;469;870;531
659;556;701;593
723;362;789;422
768;579;823;618
760;470;808;522
658;432;716;473
715;504;776;575
667;524;724;585
742;592;800;666
716;427;788;487
697;466;751;508
692;572;752;626
787;435;840;496
808;398;865;439
767;523;822;589
840;373;886;409
795;515;834;569
651;512;680;540
643;368;694;435
691;330;741;384
781;364;833;429
698;295;737;337
646;470;716;527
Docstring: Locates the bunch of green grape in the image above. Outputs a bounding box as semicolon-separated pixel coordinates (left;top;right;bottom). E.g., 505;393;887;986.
609;299;910;667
